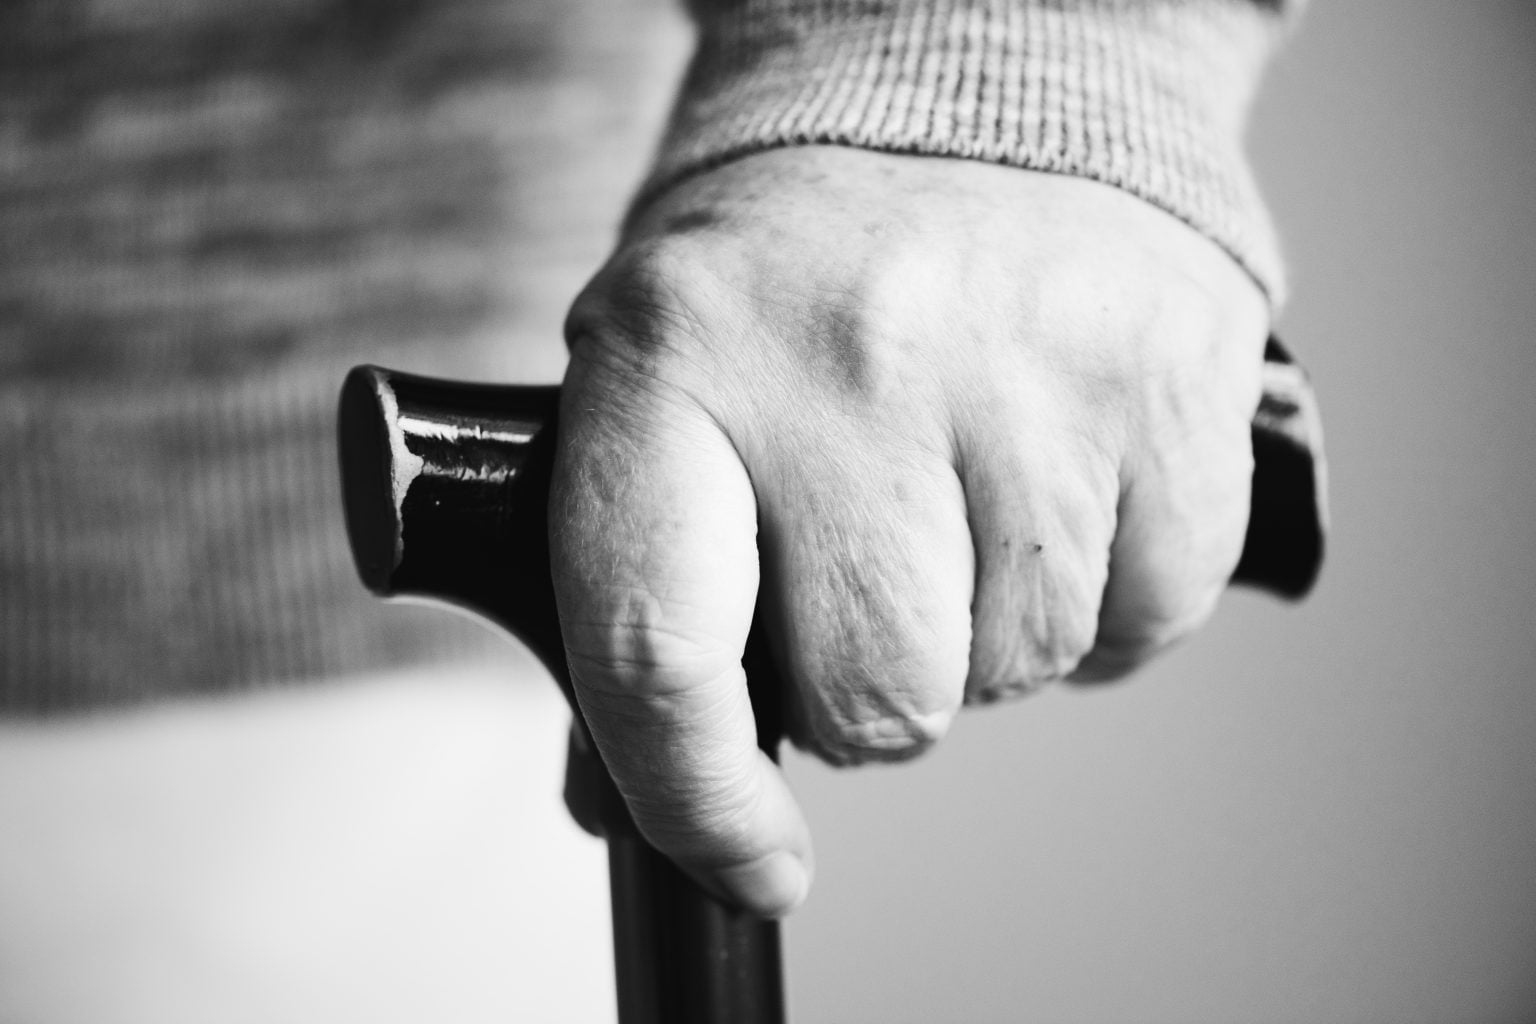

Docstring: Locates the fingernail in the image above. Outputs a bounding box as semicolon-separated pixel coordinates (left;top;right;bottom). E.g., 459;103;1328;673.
714;851;810;918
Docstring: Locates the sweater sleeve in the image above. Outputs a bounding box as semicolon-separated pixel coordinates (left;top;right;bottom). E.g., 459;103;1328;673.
643;0;1296;305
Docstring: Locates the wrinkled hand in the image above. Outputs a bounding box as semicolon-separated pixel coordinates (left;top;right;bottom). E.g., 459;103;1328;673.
550;147;1268;917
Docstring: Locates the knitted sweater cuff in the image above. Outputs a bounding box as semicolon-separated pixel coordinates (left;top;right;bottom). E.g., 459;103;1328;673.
645;0;1290;305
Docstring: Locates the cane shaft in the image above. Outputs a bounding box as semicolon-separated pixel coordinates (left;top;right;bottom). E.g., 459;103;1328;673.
610;837;785;1024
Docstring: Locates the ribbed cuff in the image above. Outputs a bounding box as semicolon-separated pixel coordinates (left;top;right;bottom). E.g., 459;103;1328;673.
646;0;1290;305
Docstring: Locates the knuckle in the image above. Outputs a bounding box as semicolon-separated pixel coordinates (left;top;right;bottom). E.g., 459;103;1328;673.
1075;585;1222;683
810;703;956;767
965;680;1040;706
1039;619;1100;681
1109;611;1191;660
1071;636;1159;683
566;236;727;365
1139;579;1225;648
967;555;1107;701
784;540;969;764
966;628;1061;703
561;587;736;699
965;661;1052;705
1019;602;1100;686
795;644;966;767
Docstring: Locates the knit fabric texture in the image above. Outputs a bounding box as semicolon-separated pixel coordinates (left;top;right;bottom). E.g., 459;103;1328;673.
649;0;1292;303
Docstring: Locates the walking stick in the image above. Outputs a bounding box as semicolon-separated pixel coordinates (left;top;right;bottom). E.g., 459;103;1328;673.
336;340;1323;1024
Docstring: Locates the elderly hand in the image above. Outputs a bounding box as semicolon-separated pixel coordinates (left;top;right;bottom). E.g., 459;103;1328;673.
549;146;1268;917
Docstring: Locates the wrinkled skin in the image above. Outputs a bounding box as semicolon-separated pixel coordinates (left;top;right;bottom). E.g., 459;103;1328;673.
550;146;1268;917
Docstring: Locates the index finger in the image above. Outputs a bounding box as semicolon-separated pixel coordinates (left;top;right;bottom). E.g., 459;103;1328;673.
549;353;812;918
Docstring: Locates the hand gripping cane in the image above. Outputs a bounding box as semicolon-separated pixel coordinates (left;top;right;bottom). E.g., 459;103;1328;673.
336;337;1325;1024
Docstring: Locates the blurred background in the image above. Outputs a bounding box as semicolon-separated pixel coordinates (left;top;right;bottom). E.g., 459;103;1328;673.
1;1;1533;1022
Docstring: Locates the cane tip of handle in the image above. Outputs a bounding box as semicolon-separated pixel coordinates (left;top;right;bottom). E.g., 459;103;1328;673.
338;365;407;595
